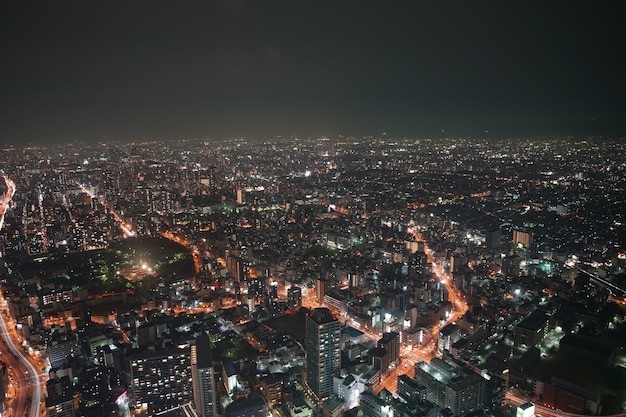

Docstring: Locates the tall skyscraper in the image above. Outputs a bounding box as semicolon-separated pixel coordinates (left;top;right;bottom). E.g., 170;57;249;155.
192;334;218;417
305;307;341;400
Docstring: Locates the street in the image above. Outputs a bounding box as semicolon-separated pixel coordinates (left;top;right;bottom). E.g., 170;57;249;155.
0;174;45;417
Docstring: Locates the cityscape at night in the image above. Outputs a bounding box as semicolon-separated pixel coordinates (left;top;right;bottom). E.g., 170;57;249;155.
1;1;625;417
0;137;624;417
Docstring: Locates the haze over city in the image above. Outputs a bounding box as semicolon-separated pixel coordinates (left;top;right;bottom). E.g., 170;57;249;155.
0;2;625;417
1;0;625;145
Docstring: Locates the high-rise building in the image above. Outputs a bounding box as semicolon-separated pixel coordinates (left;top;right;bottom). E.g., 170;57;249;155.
378;332;400;369
485;228;501;250
305;308;341;400
315;279;328;305
414;358;485;417
48;330;81;370
227;255;250;282
46;392;75;417
129;347;193;414
192;334;217;417
512;229;532;249
236;187;244;204
287;286;302;309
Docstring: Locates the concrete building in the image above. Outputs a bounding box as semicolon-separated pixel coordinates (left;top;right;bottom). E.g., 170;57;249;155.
305;308;341;400
414;358;485;417
46;392;75;417
129;347;193;414
192;334;218;417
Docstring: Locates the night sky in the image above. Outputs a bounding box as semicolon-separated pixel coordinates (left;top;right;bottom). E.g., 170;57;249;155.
1;1;625;145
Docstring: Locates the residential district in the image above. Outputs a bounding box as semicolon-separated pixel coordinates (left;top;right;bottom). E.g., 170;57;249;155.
0;136;624;417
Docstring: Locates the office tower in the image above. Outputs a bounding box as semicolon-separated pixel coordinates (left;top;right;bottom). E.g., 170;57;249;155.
192;334;218;417
315;278;328;305
236;187;244;204
446;373;486;416
305;307;341;400
514;309;551;348
378;332;400;369
512;229;532;249
414;358;485;417
287;286;302;309
81;366;109;409
46;393;75;417
129;347;193;414
485;228;501;250
397;374;427;403
48;330;81;369
258;373;285;408
227;255;249;282
368;347;389;381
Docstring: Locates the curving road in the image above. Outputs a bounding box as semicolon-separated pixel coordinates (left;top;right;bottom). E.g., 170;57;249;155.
0;173;43;417
0;304;43;417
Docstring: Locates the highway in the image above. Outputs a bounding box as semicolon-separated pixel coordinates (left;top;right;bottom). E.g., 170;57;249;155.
0;174;44;417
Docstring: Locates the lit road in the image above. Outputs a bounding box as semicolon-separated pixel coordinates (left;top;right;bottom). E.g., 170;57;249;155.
0;175;15;230
77;182;136;238
299;224;469;396
505;390;626;417
0;301;44;417
372;227;469;395
0;174;44;417
576;266;626;298
161;230;203;274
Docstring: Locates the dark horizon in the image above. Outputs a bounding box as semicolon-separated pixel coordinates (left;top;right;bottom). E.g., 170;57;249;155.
1;1;625;146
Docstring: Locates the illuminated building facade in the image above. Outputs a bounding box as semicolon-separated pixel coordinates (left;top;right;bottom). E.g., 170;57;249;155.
192;334;217;417
129;347;193;414
414;358;485;416
46;393;75;417
305;307;341;399
287;286;302;309
512;229;532;249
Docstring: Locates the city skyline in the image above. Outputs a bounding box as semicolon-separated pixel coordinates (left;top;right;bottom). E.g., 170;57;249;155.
0;137;624;416
1;1;626;145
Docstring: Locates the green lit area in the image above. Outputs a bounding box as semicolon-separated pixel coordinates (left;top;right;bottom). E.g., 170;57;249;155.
20;236;194;293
